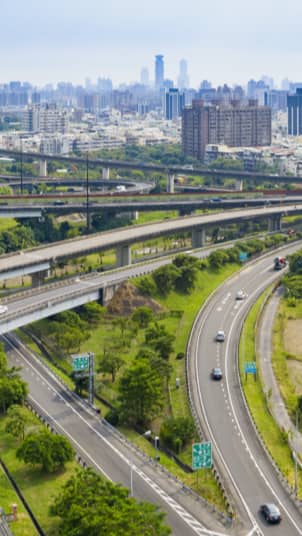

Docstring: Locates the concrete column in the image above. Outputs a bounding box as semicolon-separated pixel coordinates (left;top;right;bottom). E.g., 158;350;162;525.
268;215;282;233
102;167;110;180
39;159;48;177
167;174;175;193
31;269;48;288
191;227;206;248
116;244;131;267
130;211;139;220
235;179;243;191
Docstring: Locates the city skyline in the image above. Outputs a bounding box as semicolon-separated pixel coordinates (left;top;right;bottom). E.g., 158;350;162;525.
1;0;302;87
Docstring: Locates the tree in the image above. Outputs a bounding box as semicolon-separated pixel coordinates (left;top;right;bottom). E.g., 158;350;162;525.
17;430;74;472
160;417;195;453
136;348;172;385
208;249;230;270
77;302;105;326
152;264;180;295
118;360;163;425
5;404;30;442
0;376;28;413
98;353;124;383
131;306;153;328
50;467;171;536
145;323;175;360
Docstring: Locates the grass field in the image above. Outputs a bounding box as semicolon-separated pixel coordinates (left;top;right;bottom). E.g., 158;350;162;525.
0;412;78;535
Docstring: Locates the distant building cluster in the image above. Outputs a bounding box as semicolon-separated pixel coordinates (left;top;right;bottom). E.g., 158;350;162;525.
0;58;302;168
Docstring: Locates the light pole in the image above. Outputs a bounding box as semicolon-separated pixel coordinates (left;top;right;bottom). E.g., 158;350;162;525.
130;430;151;497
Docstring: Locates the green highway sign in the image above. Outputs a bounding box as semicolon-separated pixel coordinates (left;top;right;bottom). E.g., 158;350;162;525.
72;354;90;372
192;442;212;470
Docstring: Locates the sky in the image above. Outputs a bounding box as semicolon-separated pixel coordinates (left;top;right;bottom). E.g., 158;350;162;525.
1;0;302;88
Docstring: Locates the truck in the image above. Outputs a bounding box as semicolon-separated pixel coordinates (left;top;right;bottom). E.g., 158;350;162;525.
274;257;287;270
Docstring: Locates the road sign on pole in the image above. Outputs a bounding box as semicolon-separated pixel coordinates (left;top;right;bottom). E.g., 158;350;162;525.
72;354;90;372
192;442;212;470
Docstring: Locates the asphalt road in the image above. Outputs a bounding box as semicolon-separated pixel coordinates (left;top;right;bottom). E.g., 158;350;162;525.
3;332;231;536
187;242;302;535
1;204;302;276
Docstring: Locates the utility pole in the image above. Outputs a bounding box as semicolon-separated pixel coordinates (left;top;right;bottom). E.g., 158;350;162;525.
294;409;299;496
86;151;90;233
20;138;23;194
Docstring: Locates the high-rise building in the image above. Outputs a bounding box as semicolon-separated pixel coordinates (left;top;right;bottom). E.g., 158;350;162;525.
22;105;69;134
287;88;302;135
182;100;271;161
140;67;149;86
178;59;189;89
155;55;164;89
165;88;185;120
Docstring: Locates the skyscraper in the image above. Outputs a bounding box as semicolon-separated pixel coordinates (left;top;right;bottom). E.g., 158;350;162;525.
177;59;189;89
165;88;185;120
140;67;149;86
287;88;302;135
155;55;164;89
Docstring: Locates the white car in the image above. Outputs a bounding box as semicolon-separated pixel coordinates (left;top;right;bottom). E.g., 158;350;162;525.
0;305;8;314
236;290;247;300
216;330;225;342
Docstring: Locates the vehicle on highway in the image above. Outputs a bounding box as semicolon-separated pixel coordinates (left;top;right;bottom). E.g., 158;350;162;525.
215;330;225;342
115;185;126;192
0;305;8;314
260;503;281;524
236;290;247;300
273;256;287;270
211;367;223;380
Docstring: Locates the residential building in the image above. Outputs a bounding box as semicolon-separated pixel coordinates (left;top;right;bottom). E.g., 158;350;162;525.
22;105;69;134
182;100;272;160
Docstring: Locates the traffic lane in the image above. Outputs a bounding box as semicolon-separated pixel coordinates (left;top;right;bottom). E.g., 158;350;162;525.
5;339;225;536
195;267;302;532
225;301;302;534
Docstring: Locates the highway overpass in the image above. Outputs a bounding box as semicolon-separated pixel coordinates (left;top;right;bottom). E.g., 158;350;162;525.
0;204;300;283
0;147;302;185
1;195;302;218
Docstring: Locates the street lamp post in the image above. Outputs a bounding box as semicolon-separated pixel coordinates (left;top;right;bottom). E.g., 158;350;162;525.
130;430;151;497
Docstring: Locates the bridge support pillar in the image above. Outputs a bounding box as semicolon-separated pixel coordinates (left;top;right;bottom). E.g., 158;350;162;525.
235;179;243;191
31;269;49;288
268;215;282;233
39;159;48;177
102;167;110;180
191;227;206;248
167;174;175;193
130;211;139;220
116;244;131;267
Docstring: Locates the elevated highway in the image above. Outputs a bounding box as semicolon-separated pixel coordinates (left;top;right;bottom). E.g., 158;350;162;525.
1;195;302;218
0;147;302;185
0;204;300;282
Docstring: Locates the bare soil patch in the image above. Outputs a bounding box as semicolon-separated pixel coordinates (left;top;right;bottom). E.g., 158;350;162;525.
107;281;164;316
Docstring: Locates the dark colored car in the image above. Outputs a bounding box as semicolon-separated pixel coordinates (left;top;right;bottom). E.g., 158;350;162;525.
211;367;223;380
260;503;281;524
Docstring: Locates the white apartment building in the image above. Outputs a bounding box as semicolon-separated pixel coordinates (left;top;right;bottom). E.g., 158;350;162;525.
22;105;69;134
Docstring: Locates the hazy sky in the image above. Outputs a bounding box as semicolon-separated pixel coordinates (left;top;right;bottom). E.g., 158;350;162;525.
1;0;301;88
